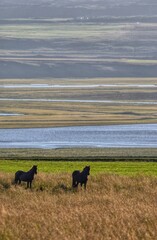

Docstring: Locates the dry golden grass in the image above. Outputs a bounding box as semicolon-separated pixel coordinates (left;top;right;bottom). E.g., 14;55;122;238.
1;172;157;240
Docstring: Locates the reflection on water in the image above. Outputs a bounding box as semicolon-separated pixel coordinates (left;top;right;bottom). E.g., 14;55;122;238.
0;113;24;116
0;84;156;88
0;124;157;149
0;98;157;105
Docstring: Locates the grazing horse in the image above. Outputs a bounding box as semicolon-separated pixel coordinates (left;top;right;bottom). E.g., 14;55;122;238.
15;165;37;189
72;166;90;190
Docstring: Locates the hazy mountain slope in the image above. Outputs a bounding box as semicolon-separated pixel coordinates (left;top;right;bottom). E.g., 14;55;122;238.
0;0;157;78
0;0;157;19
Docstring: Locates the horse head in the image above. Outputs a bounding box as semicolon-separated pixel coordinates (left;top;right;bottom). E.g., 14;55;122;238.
33;165;38;174
83;166;90;175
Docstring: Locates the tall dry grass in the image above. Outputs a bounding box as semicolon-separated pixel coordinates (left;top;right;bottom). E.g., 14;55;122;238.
0;172;157;240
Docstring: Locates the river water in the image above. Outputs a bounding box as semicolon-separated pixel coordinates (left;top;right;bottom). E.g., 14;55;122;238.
1;98;157;105
0;124;157;149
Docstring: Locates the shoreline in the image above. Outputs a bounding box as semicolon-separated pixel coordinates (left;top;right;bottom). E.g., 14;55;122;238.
0;147;157;161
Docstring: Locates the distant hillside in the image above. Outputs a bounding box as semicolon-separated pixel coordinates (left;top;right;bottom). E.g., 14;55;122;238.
0;0;157;19
1;0;157;78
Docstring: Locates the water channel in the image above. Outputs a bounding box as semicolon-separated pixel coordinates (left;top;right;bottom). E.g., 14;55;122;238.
0;124;157;149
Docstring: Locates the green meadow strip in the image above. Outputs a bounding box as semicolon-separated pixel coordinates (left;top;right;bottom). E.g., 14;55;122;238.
0;160;157;176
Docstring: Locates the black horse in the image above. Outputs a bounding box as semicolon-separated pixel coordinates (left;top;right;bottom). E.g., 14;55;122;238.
14;165;37;189
72;166;90;190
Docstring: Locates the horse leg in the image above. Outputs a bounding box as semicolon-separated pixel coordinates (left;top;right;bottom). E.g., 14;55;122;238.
30;181;32;189
81;182;87;190
14;180;17;187
14;177;17;186
73;181;78;189
75;182;79;189
15;179;20;186
15;176;19;186
26;181;29;189
72;178;77;188
84;181;87;190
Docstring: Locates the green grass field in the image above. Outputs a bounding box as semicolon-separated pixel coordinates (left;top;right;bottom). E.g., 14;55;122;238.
1;160;157;176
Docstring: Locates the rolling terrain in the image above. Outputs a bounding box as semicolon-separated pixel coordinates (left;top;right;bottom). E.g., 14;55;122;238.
0;0;157;78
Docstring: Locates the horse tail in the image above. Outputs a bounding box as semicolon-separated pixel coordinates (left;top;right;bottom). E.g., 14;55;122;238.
72;172;75;187
14;171;23;185
72;175;77;188
14;174;18;185
72;170;80;188
72;178;74;187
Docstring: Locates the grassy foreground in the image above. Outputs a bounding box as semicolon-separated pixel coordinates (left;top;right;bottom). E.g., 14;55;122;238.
0;171;157;240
